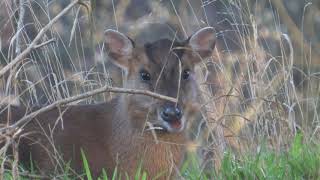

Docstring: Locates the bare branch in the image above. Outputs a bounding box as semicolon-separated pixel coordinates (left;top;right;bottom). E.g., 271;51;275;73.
0;0;80;78
0;85;177;133
33;38;56;49
15;0;26;55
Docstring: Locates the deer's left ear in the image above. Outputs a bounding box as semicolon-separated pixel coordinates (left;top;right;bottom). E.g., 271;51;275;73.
104;29;134;70
187;27;216;63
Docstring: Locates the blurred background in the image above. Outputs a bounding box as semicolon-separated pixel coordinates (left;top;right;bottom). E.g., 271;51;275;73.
0;0;320;176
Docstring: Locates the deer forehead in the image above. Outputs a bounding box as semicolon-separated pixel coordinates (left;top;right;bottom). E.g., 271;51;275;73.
130;40;189;73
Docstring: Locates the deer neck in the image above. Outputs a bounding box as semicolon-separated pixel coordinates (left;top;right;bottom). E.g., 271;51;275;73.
109;95;187;177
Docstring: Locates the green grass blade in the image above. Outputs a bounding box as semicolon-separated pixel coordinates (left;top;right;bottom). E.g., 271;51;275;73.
63;160;72;180
141;171;147;180
101;168;108;180
111;166;117;180
80;148;93;180
134;161;143;180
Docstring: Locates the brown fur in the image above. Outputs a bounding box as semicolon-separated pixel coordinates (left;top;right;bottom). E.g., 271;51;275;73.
0;28;216;179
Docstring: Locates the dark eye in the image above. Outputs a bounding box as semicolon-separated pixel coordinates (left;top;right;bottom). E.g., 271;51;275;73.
182;69;190;80
140;70;151;81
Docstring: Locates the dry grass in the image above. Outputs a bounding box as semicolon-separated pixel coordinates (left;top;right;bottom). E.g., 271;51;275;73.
0;0;319;178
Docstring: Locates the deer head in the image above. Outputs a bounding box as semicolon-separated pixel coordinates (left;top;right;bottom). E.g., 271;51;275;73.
104;27;216;134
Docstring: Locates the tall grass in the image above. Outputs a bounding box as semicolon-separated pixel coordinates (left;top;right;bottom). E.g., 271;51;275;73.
0;0;319;179
182;134;320;180
3;134;320;179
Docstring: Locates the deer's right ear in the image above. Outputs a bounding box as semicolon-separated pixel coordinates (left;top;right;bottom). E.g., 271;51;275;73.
187;27;216;63
104;29;133;70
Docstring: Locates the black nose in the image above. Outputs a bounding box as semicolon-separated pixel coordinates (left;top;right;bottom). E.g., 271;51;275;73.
161;106;182;122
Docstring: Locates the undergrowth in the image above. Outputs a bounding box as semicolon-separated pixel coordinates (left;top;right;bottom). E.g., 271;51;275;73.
182;134;320;180
3;134;320;180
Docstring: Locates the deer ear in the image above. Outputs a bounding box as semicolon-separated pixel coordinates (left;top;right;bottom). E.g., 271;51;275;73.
188;27;216;61
104;29;133;69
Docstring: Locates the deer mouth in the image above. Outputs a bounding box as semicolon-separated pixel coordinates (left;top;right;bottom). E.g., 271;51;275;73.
145;119;183;133
144;109;184;133
169;119;182;130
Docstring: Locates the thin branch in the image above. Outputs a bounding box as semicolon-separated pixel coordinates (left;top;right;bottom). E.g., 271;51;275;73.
11;1;26;178
0;85;177;133
0;0;80;78
68;7;80;47
33;38;56;49
15;0;26;55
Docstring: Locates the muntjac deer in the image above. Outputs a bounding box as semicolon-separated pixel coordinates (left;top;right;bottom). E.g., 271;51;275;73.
0;27;216;179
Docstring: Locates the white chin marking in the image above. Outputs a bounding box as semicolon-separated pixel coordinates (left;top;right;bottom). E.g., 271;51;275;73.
146;126;165;131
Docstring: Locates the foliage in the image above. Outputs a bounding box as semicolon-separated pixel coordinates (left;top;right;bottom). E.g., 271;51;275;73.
182;134;320;180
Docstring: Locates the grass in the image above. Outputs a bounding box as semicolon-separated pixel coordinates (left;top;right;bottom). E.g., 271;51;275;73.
182;134;320;180
81;148;93;180
3;134;320;180
80;149;148;180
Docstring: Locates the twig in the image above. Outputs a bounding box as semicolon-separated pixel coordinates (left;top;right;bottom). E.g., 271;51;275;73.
33;38;56;49
12;1;27;178
0;85;177;134
15;0;26;55
0;0;80;78
68;7;80;47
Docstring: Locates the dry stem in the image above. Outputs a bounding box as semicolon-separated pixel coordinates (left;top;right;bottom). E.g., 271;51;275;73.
0;0;80;78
